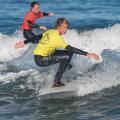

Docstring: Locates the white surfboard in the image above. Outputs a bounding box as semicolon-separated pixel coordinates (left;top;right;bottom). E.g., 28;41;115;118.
39;81;79;99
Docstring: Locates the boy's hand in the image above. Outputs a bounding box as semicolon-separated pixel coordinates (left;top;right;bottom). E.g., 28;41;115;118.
87;53;99;60
15;41;25;49
39;26;47;31
48;12;55;16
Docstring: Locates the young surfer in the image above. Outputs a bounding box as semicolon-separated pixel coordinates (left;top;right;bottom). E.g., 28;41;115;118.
15;1;54;48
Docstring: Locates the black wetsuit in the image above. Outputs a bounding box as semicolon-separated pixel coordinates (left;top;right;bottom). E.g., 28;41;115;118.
34;46;87;82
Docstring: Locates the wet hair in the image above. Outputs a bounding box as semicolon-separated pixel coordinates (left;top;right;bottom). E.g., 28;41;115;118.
31;1;39;8
55;18;69;28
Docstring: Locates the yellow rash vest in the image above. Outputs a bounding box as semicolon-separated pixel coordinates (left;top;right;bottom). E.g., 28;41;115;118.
33;29;68;56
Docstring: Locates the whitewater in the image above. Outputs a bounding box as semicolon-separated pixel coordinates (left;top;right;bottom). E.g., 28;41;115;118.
0;24;120;98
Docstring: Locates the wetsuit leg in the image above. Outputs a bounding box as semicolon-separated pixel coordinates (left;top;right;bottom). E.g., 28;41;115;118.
53;50;73;82
34;50;73;82
23;30;43;44
23;30;35;39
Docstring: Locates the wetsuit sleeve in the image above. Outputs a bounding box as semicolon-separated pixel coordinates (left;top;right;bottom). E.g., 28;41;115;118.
27;21;40;28
43;12;49;16
24;34;43;44
66;45;88;56
37;12;49;18
24;37;36;44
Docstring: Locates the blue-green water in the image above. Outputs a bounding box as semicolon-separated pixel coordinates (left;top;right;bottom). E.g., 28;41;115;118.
0;0;120;120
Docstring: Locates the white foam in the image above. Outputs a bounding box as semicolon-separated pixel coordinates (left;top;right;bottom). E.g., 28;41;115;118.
77;69;120;96
0;24;120;62
0;30;29;61
38;24;120;96
1;24;120;97
0;69;34;84
64;24;120;54
0;63;8;71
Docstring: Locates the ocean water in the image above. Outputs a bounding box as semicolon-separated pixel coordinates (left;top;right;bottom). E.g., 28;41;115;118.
0;0;120;120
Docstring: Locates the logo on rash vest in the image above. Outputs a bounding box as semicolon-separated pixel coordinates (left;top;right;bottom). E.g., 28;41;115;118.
40;33;50;45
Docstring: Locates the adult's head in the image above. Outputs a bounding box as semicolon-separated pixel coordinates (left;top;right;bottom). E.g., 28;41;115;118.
55;18;69;35
30;1;40;14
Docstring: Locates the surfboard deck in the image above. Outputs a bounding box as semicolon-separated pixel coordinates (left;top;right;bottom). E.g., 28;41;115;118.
39;81;78;98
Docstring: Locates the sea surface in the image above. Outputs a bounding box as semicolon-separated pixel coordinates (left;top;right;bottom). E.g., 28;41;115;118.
0;0;120;120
